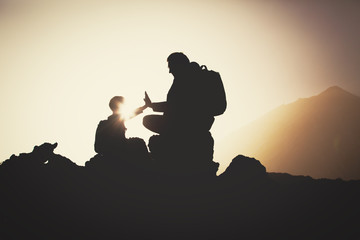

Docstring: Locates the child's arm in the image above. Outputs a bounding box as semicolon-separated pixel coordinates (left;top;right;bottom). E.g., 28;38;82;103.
132;105;147;117
128;92;150;119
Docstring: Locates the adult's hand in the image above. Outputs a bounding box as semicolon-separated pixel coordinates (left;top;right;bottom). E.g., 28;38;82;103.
144;91;152;108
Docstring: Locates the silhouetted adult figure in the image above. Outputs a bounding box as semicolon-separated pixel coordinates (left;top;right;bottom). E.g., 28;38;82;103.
142;52;224;180
143;52;215;135
95;96;146;156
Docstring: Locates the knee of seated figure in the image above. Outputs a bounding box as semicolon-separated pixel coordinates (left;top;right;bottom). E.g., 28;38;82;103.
142;115;152;128
143;115;165;134
142;115;157;131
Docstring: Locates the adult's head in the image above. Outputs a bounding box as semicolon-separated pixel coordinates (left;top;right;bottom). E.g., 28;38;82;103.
167;52;190;77
109;96;124;114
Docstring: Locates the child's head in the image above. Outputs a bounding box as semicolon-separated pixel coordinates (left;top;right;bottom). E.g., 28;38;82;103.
109;96;125;114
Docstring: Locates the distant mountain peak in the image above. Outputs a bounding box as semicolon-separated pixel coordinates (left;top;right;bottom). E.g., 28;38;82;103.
318;85;358;99
322;85;346;94
326;85;343;91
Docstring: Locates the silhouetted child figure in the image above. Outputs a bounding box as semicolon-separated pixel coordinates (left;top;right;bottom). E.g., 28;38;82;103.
95;96;146;156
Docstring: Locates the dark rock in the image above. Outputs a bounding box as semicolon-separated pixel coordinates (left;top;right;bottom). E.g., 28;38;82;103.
220;154;267;181
85;137;151;172
1;142;78;170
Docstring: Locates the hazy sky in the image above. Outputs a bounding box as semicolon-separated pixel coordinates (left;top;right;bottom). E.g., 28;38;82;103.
1;0;359;168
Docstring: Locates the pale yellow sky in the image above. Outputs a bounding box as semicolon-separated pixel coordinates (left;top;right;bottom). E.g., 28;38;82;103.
1;0;358;169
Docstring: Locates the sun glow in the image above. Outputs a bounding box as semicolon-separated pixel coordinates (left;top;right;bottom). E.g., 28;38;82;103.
118;100;140;121
117;101;129;120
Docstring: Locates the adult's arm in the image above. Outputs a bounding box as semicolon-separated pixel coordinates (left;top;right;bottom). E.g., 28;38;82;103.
151;101;168;112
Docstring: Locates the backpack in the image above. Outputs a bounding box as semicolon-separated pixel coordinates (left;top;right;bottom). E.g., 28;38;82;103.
199;65;227;116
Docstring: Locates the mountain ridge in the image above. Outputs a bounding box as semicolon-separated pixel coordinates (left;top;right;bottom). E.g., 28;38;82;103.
217;86;360;180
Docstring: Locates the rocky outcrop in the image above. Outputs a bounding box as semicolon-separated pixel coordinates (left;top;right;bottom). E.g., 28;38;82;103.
85;137;150;169
1;142;79;172
220;154;267;181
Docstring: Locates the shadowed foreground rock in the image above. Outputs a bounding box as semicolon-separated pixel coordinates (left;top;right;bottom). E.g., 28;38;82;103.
219;154;267;181
1;142;360;239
